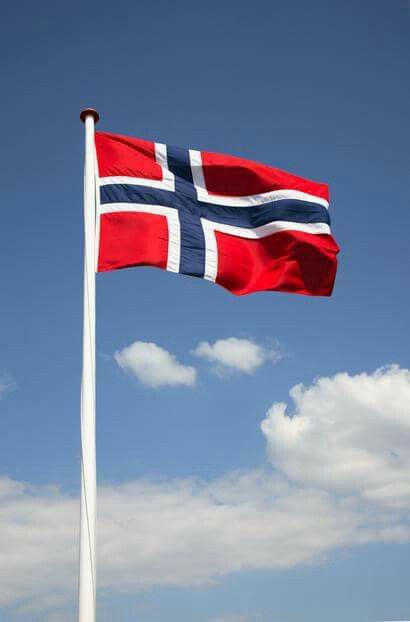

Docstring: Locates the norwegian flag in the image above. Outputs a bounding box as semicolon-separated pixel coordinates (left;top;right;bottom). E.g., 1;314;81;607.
95;132;339;296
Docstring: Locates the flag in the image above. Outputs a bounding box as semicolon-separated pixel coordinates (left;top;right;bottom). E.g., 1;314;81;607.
95;132;339;296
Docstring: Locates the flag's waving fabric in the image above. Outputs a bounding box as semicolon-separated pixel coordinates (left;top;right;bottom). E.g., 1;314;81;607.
95;132;339;296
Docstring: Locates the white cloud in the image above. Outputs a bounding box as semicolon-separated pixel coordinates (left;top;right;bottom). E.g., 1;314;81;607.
0;374;16;396
1;366;410;618
0;476;77;614
1;470;410;615
115;341;196;388
208;615;252;622
261;365;410;507
193;338;280;375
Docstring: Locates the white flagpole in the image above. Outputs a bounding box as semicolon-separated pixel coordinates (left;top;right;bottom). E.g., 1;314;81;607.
79;108;99;622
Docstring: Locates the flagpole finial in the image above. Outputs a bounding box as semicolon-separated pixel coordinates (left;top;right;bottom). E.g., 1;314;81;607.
80;108;100;124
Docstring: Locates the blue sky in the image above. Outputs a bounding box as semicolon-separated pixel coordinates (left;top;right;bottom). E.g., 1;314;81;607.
1;1;410;621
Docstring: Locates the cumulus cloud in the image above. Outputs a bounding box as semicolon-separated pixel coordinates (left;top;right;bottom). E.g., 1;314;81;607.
261;365;410;507
193;338;281;375
115;341;196;388
1;365;410;618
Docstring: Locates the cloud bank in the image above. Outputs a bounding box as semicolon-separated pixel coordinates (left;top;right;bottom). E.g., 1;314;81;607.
1;365;410;617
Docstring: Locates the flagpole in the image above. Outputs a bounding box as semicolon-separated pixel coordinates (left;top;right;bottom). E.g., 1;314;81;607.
79;108;99;622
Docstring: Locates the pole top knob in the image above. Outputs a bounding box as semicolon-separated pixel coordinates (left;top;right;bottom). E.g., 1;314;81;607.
80;108;100;124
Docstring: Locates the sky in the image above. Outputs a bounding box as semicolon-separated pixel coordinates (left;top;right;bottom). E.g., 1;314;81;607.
0;0;410;620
